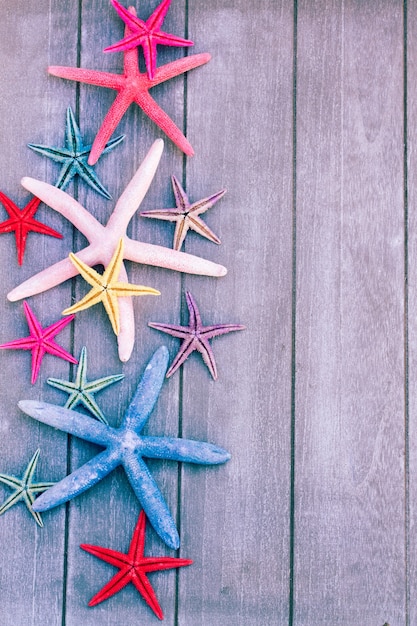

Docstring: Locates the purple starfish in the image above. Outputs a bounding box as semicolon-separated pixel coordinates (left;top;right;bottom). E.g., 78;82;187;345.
149;291;245;379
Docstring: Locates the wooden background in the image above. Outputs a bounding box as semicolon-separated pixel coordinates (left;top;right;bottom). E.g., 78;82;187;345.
0;0;411;624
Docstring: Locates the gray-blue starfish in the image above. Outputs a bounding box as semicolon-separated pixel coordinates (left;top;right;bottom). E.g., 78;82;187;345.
47;346;124;424
19;346;230;549
0;449;55;527
28;107;124;199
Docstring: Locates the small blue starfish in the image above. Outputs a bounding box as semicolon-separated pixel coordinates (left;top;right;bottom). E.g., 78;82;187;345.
19;346;230;549
28;107;124;199
0;449;55;527
47;346;124;424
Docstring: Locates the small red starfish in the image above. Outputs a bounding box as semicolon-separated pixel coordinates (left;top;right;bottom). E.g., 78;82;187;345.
81;510;192;619
49;7;209;163
0;301;77;384
0;192;62;265
149;291;246;379
105;0;193;80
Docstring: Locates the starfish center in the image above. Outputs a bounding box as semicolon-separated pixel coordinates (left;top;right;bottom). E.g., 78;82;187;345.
120;430;142;454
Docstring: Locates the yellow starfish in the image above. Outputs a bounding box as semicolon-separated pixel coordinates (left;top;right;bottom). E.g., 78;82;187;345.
63;238;159;335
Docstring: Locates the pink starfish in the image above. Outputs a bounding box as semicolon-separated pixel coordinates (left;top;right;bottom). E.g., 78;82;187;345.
49;6;208;163
105;0;193;80
7;141;226;362
0;301;77;384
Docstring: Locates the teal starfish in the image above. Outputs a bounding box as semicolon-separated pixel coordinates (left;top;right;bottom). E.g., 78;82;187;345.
47;346;124;424
0;449;55;527
28;107;124;199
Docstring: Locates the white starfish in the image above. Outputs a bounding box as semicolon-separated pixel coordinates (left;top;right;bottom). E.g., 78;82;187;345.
8;140;227;361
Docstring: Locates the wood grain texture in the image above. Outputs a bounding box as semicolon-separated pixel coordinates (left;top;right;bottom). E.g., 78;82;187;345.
294;1;405;624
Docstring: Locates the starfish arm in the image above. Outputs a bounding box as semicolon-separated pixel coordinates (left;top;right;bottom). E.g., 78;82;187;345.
43;339;78;366
29;482;56;493
100;133;125;155
185;291;200;328
24;449;41;484
122;345;169;432
0;475;22;489
23;300;43;336
140;207;185;220
81;544;132;569
77;394;109;425
102;291;121;335
27;144;70;163
0;337;37;351
23;492;45;527
188;214;221;245
146;0;171;30
136;91;194;156
201;323;247;340
114;261;135;362
68;251;104;288
87;567;133;607
140;557;193;573
20;177;104;242
76;161;112;200
173;217;190;250
143;436;232;465
48;66;125;90
31;345;46;384
165;337;196;377
191;189;227;216
148;322;191;339
107;139;163;234
110;0;146;32
113;283;160;297
85;374;125;393
153;31;194;47
66;106;83;152
31;448;120;512
124;238;227;277
0;490;24;517
88;91;133;166
196;337;218;380
123;454;180;549
131;573;164;619
54;161;77;191
104;32;147;55
18;401;114;447
150;52;211;88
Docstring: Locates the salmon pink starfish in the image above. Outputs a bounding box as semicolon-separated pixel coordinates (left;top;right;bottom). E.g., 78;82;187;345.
81;510;192;617
49;6;209;162
0;301;77;384
0;193;62;266
105;0;193;80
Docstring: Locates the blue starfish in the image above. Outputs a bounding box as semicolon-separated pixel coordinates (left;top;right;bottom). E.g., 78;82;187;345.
28;107;124;199
19;346;230;549
47;346;124;424
0;449;55;527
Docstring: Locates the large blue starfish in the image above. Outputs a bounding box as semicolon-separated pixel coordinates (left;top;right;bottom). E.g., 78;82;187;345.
18;346;230;549
28;107;124;199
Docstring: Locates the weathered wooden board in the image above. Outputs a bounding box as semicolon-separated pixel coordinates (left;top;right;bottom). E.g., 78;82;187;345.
294;1;405;624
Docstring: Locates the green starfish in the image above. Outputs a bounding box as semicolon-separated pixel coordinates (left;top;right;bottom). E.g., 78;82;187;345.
0;449;55;527
28;107;124;199
47;346;124;424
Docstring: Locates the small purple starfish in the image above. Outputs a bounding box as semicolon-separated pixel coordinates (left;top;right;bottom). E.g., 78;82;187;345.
149;291;245;379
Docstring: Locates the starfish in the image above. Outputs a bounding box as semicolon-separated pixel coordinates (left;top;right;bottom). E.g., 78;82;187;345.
19;346;231;549
149;291;245;379
81;510;192;617
28;107;124;199
0;449;55;527
0;192;62;266
140;174;226;250
8;140;227;362
63;238;160;335
48;6;209;162
0;301;77;384
47;346;124;424
105;0;193;80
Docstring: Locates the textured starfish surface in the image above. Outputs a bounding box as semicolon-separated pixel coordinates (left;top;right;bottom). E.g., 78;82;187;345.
19;346;231;548
63;238;160;335
48;7;209;162
8;140;227;361
149;291;245;379
81;510;192;617
0;449;55;527
47;346;124;424
141;174;226;250
28;107;124;199
0;301;77;384
0;192;62;266
105;0;193;80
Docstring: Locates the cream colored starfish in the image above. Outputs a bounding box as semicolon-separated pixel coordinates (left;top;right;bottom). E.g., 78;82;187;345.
63;238;159;335
8;140;227;361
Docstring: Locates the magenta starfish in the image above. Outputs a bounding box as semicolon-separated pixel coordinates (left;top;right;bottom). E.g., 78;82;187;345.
0;301;77;384
81;510;192;617
49;6;209;163
0;192;62;266
149;291;245;379
105;0;193;80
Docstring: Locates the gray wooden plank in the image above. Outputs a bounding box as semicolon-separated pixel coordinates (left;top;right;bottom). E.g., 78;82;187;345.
294;1;405;624
59;1;187;624
179;1;294;624
0;1;78;624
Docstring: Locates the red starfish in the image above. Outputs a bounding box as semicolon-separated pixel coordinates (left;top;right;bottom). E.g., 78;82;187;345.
105;0;193;80
149;291;246;379
0;192;62;266
49;7;209;163
0;301;77;384
81;510;192;618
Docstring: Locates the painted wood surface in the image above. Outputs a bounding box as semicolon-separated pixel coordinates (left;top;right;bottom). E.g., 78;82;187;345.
0;1;411;625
